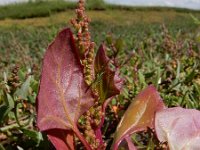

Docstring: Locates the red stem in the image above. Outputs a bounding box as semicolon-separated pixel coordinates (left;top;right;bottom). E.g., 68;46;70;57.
101;98;113;126
94;98;113;149
73;127;92;150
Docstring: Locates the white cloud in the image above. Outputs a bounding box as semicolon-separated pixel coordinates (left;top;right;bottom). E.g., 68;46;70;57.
106;0;200;10
0;0;27;5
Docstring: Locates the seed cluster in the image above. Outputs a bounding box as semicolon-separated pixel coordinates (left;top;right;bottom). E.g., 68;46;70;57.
84;110;100;149
71;0;95;85
71;0;105;148
6;65;21;94
162;24;183;55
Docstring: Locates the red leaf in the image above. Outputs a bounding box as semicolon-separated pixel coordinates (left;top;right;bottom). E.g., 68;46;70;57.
93;44;123;147
47;129;75;150
112;85;165;150
95;44;123;102
36;28;95;149
155;107;200;150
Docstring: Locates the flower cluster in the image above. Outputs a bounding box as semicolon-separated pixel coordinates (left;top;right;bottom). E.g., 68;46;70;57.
71;0;95;85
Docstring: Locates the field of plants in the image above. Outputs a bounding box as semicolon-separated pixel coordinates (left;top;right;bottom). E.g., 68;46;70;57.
0;0;200;149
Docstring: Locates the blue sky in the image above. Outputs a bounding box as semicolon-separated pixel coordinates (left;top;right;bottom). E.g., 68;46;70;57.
0;0;200;10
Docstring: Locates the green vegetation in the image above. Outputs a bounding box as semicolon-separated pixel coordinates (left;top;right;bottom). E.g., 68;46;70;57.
0;1;200;149
0;0;76;20
0;0;200;20
86;0;106;10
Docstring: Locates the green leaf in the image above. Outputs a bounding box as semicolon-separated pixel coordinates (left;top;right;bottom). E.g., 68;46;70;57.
138;70;147;87
21;128;43;146
14;76;32;100
194;83;200;95
106;34;113;45
0;105;9;123
185;70;196;83
0;143;5;150
0;93;14;123
5;93;14;108
115;38;124;52
190;14;200;25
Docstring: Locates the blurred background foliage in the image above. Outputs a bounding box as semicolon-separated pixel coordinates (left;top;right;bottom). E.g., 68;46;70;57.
0;0;200;149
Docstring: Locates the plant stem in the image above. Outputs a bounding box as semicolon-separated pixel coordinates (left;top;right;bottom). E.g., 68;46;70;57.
73;127;92;150
14;103;23;127
0;118;33;132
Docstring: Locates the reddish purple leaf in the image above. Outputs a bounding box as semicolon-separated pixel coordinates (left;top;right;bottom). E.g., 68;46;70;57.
36;28;95;149
93;44;123;147
155;107;200;150
112;85;165;150
95;44;123;102
47;129;75;150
